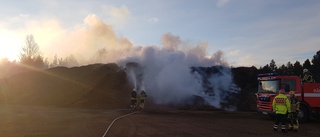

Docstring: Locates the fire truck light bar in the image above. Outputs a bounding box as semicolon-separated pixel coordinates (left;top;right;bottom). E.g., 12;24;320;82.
258;73;278;77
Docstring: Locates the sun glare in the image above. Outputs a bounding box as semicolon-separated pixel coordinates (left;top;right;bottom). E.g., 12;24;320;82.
0;34;22;62
0;50;19;62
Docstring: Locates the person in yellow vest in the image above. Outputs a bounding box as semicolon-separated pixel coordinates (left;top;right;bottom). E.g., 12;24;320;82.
272;89;291;133
131;89;137;109
288;91;300;131
139;90;147;110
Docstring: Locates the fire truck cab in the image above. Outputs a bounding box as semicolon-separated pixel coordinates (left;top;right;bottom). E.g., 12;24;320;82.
256;73;320;122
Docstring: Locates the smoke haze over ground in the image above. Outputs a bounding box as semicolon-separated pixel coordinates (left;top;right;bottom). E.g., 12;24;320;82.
117;44;239;109
56;14;239;110
113;28;238;110
4;14;239;110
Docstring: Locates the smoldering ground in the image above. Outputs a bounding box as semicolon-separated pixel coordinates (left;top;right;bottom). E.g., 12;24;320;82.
118;47;240;110
117;34;240;110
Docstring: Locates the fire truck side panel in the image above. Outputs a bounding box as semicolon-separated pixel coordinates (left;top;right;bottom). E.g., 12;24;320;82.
303;83;320;108
257;73;320;121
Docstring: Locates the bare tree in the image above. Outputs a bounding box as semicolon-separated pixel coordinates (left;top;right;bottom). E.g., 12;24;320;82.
19;34;47;69
57;54;79;67
96;48;107;63
65;54;79;67
50;54;58;68
20;35;40;59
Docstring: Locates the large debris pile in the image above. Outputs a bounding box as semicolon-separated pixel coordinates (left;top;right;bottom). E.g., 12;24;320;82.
0;63;131;109
0;63;259;111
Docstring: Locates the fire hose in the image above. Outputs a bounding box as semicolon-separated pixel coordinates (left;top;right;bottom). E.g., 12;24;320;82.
102;111;139;137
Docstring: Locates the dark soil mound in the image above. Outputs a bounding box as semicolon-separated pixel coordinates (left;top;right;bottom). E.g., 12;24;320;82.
0;64;259;111
0;63;132;109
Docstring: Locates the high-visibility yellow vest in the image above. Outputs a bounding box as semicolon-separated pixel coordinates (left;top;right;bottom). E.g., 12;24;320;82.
272;93;291;114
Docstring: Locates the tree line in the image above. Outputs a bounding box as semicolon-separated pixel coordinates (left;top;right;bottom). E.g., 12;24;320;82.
0;34;319;81
0;35;107;78
258;50;320;82
19;34;80;69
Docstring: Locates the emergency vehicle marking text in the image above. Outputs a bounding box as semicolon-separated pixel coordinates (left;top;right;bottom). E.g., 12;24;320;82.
275;98;285;104
314;86;320;93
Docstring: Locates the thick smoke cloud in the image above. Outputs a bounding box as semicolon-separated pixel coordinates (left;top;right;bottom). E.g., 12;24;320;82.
38;14;238;109
43;14;136;64
117;32;238;109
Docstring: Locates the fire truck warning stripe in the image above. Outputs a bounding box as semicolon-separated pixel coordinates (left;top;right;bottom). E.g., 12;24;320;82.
303;93;320;97
286;93;320;97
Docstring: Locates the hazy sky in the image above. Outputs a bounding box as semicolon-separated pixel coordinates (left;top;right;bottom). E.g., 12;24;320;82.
0;0;319;67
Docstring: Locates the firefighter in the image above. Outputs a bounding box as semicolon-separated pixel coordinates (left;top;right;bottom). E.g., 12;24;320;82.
288;91;300;131
272;89;291;133
302;69;315;83
131;89;137;109
139;90;147;110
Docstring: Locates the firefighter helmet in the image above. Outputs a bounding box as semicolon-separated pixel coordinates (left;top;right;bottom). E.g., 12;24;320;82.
289;91;295;95
279;89;285;94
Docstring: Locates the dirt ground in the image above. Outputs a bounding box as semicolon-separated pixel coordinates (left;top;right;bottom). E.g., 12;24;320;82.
0;105;319;137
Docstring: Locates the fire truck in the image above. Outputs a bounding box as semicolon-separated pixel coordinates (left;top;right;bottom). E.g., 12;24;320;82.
256;73;320;122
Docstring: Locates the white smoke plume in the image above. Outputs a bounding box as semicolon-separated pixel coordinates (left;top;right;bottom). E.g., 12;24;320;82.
117;33;237;109
38;14;136;65
24;14;238;109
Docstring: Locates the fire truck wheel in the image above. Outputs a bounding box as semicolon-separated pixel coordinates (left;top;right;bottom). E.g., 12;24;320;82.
298;105;309;123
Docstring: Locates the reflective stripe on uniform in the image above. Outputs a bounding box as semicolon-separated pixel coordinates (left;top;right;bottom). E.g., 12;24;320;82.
281;125;286;130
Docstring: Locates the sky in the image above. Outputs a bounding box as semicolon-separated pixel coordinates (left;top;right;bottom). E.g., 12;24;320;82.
0;0;320;67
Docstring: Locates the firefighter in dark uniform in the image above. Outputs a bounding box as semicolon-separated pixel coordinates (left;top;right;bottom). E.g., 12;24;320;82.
288;91;300;131
131;89;137;109
272;89;291;133
302;69;315;83
139;90;147;110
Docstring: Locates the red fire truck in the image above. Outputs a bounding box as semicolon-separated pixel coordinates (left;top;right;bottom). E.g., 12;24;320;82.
256;73;320;122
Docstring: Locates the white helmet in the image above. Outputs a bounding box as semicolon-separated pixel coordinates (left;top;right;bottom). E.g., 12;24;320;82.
279;89;286;94
303;69;308;73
